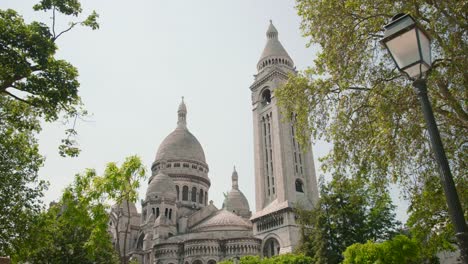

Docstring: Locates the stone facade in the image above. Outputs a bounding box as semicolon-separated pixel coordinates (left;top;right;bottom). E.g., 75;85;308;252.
109;21;318;264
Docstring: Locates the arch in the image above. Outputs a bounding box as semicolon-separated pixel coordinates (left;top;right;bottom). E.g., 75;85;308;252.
191;187;197;202
156;207;160;217
169;209;172;219
192;259;203;264
207;259;216;264
295;179;304;193
262;89;272;104
205;191;208;205
136;233;144;250
165;208;168;217
263;237;281;258
176;185;180;200
182;186;189;201
199;189;204;204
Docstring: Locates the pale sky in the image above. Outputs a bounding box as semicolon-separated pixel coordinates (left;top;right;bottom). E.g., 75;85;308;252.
2;0;408;222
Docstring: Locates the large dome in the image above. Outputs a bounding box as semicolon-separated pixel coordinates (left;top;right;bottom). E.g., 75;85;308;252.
154;98;206;164
155;127;206;163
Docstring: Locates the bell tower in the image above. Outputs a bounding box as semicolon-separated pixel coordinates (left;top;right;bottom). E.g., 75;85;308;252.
250;21;319;255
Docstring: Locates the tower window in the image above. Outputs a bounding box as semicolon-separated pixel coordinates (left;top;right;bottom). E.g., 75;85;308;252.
183;163;189;168
199;189;204;204
156;207;160;217
191;187;197;202
182;186;189;201
295;179;304;193
262;89;272;105
176;185;180;200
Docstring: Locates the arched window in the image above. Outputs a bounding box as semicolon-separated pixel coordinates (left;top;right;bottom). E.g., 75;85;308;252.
262;89;271;104
182;186;189;201
169;209;172;219
191;187;197;202
156;207;160;217
152;208;155;215
205;191;208;205
208;260;216;264
295;179;304;193
165;208;168;217
176;185;180;200
136;233;144;250
199;189;204;204
263;238;280;258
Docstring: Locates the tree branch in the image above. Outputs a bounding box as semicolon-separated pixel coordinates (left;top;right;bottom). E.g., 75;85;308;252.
53;22;78;42
1;90;38;107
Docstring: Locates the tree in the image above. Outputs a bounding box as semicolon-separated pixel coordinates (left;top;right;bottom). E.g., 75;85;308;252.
10;172;119;264
91;155;147;264
276;0;467;257
342;235;421;264
0;0;98;256
218;254;313;264
295;174;400;264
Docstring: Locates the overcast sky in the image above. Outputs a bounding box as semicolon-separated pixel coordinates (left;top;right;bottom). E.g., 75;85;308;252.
2;0;408;222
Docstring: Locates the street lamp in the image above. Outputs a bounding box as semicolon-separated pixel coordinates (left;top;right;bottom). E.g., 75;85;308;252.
381;14;468;262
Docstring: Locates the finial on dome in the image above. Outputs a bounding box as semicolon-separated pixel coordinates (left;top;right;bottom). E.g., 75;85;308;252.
232;166;239;190
177;97;187;128
266;20;278;39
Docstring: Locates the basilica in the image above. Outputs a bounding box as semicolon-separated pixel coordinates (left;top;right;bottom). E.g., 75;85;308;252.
109;21;319;264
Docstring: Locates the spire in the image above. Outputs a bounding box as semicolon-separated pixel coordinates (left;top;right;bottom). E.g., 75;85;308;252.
257;20;294;71
232;166;239;190
266;20;278;39
177;96;187;128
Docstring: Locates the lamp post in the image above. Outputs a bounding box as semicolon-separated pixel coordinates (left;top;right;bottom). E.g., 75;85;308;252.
381;14;467;262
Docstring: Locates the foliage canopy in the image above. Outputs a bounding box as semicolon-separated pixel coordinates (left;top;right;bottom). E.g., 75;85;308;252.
0;0;98;256
276;0;467;257
295;174;400;264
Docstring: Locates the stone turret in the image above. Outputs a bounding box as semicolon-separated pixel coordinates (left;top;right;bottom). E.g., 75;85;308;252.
223;167;251;219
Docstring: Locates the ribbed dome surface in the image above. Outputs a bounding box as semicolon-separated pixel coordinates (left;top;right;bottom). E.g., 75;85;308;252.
192;209;252;231
155;127;206;163
146;171;177;199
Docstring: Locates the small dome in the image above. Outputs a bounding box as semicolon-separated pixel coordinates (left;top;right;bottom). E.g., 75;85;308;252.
223;189;250;213
146;170;177;200
223;167;250;215
191;209;252;231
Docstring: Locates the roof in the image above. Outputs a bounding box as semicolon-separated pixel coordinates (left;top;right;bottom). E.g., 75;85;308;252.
257;21;293;66
250;199;292;220
191;209;252;232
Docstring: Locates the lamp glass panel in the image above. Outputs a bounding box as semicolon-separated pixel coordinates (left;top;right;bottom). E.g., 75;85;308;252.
417;29;431;66
385;28;420;69
404;63;430;78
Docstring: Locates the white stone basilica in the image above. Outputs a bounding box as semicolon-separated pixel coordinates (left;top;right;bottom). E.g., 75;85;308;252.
109;21;319;264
